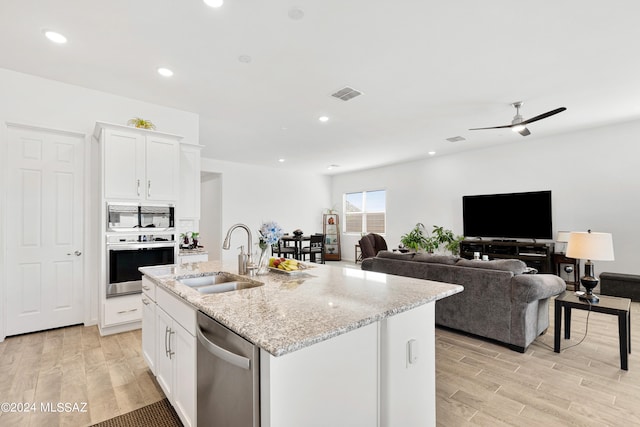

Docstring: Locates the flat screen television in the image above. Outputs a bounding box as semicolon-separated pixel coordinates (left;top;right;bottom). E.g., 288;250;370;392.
462;190;552;240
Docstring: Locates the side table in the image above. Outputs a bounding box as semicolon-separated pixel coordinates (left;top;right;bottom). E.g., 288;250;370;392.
554;291;631;370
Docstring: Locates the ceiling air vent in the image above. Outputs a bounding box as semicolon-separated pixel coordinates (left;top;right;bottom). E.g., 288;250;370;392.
331;86;363;101
446;136;466;142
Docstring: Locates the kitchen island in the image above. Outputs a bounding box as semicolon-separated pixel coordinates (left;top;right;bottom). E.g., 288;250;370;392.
140;260;462;427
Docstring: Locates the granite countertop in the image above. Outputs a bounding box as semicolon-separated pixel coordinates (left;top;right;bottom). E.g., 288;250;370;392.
140;260;463;357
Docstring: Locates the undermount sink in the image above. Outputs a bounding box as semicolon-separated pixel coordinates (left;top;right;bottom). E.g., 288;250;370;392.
195;281;262;294
178;273;263;294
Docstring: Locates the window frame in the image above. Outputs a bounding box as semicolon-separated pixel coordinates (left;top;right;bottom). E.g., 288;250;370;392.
343;189;387;235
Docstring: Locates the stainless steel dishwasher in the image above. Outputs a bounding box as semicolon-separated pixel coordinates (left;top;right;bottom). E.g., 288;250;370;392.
196;311;260;427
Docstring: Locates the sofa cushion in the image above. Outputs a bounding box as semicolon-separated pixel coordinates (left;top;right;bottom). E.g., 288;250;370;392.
413;253;460;265
377;250;415;261
456;258;528;275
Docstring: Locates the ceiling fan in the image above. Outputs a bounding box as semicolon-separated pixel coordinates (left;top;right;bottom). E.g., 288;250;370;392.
469;102;566;136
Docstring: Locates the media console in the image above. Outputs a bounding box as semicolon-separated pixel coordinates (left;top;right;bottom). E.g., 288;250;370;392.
459;240;554;273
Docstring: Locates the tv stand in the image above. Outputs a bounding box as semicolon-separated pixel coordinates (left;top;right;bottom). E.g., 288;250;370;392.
459;240;554;273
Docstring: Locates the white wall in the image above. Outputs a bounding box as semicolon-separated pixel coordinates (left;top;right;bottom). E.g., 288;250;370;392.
0;68;200;332
332;119;640;275
200;172;222;261
201;158;332;262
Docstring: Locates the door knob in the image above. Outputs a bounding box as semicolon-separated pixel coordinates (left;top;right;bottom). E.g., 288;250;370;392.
67;250;82;256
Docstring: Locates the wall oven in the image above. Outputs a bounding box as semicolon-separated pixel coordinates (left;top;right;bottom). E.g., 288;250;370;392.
106;233;176;298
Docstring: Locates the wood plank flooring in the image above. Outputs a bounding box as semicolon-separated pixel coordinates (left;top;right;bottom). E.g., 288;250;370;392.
437;300;640;426
0;326;163;426
0;298;638;426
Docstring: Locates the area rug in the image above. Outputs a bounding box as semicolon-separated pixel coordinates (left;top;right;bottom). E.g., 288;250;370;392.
90;398;182;427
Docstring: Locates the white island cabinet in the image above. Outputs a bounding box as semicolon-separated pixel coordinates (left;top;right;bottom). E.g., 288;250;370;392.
140;261;462;427
141;275;196;427
261;303;435;427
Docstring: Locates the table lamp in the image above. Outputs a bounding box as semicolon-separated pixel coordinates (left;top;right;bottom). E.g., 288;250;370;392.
556;231;571;254
566;230;614;303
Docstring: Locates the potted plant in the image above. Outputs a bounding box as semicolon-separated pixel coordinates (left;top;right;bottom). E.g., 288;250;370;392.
400;223;434;252
430;225;464;255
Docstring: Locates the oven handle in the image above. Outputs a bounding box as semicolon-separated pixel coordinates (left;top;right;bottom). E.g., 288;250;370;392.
107;243;176;250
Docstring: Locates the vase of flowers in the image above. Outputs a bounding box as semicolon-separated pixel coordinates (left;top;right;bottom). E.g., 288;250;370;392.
257;221;284;275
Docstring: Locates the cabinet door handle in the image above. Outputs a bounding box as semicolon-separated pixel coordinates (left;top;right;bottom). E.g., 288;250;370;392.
147;180;151;198
137;179;141;196
165;326;170;357
117;308;138;314
142;284;150;291
142;298;149;306
168;328;175;359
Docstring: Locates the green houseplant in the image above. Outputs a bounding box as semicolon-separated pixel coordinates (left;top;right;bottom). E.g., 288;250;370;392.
400;223;433;252
430;225;464;255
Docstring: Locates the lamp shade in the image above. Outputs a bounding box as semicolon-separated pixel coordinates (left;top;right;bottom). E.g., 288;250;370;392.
566;231;615;261
556;231;571;243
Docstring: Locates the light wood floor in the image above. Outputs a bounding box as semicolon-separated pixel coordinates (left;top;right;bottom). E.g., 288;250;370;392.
0;326;163;426
437;300;640;426
1;298;638;427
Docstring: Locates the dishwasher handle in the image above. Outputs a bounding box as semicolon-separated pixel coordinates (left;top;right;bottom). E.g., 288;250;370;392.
197;326;251;370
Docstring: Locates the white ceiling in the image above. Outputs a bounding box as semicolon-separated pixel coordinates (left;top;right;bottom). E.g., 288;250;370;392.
2;0;639;174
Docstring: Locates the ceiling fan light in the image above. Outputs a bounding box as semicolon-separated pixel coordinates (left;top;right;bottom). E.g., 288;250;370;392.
511;124;526;133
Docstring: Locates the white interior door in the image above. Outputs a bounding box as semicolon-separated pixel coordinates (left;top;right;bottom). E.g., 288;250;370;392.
5;125;84;336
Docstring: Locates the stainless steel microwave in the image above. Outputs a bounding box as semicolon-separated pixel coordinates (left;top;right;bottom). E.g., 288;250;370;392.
107;203;174;232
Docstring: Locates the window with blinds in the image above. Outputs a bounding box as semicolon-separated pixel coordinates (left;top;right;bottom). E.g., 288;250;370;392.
344;190;386;234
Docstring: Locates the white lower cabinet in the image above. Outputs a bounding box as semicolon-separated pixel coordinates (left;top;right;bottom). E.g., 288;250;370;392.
261;302;436;427
261;322;379;427
141;277;156;375
103;294;142;326
150;285;197;427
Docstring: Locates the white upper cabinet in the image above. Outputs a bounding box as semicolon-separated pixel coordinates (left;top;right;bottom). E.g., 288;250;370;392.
146;135;180;201
95;122;182;202
179;143;203;219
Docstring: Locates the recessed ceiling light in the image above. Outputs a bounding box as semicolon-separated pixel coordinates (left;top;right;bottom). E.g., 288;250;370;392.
278;158;286;163
157;67;174;77
318;116;330;122
428;151;436;156
327;164;340;170
238;55;252;63
43;30;67;44
203;0;224;7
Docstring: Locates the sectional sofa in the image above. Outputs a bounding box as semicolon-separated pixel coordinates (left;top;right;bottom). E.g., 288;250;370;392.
361;250;566;352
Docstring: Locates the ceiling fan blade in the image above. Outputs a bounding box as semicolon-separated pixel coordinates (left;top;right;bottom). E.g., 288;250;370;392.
469;124;513;131
518;127;531;136
521;107;566;125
